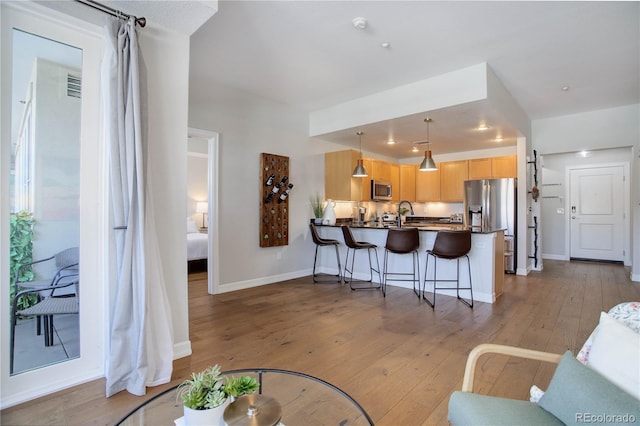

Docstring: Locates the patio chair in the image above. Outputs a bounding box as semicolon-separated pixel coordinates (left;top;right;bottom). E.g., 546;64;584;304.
13;247;79;335
14;247;79;296
10;277;79;374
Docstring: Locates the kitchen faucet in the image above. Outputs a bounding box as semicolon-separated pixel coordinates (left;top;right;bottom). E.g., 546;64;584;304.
397;200;414;227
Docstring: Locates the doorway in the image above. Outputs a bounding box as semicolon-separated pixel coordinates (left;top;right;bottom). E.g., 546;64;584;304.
569;164;626;262
187;128;219;294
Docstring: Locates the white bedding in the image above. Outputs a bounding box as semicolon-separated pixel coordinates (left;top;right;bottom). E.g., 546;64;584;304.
187;232;208;261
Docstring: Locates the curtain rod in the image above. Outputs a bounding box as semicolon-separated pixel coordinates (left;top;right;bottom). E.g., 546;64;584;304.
75;0;146;27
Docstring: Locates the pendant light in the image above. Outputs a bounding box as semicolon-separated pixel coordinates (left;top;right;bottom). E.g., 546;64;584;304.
419;118;437;171
352;131;368;177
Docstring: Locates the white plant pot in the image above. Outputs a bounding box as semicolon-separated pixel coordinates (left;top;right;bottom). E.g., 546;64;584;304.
183;398;231;426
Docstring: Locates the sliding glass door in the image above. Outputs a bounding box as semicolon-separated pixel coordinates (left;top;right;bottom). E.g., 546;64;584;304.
1;2;105;407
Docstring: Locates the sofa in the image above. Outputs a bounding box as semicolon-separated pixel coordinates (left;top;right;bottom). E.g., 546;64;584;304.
448;303;640;425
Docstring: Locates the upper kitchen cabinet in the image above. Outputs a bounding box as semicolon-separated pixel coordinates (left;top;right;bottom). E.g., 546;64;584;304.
440;160;468;202
359;158;373;201
325;150;363;201
469;156;517;179
371;159;391;182
468;158;493;179
390;163;400;201
491;155;517;178
415;165;441;202
399;164;416;202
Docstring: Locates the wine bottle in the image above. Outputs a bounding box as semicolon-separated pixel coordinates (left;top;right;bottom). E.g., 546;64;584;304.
277;183;294;203
265;176;288;203
265;173;275;186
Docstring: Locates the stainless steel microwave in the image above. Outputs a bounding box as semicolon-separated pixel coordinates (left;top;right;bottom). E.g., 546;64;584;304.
371;180;392;201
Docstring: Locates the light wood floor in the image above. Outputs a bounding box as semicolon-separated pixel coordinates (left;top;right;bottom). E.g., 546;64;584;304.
2;260;639;425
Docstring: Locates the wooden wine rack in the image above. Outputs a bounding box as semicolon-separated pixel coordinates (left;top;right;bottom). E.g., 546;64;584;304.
260;153;290;247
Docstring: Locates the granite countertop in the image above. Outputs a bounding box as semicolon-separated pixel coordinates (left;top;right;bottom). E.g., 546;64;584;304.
321;218;468;232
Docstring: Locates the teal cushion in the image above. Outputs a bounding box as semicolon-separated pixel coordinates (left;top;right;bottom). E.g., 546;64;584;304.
448;391;563;425
539;351;640;426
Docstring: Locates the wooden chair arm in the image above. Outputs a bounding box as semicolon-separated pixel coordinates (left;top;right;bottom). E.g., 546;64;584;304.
461;343;563;392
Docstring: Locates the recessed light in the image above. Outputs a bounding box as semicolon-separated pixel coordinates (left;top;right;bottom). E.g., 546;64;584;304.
352;17;367;30
380;42;391;48
477;123;490;131
562;86;570;91
494;136;504;142
576;150;591;158
387;139;396;145
412;146;419;153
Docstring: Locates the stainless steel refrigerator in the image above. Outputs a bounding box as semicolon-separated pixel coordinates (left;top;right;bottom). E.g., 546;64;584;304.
463;178;517;273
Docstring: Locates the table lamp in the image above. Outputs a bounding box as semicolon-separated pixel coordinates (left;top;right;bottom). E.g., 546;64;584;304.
196;202;208;230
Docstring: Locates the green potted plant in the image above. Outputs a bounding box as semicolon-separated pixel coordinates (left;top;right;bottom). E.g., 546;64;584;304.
177;365;259;425
310;194;324;224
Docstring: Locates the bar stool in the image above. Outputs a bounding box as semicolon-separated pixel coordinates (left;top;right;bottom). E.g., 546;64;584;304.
309;223;342;283
383;227;421;298
423;229;473;308
340;225;382;292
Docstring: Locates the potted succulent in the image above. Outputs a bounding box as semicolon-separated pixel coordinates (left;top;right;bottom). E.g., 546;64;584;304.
177;365;259;426
310;194;324;224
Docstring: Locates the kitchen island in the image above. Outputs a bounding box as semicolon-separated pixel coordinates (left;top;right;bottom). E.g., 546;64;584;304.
315;223;504;304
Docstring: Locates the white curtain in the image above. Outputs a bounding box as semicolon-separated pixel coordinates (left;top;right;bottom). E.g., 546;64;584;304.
102;17;174;397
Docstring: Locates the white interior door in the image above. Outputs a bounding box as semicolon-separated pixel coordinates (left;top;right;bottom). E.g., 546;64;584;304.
569;165;624;262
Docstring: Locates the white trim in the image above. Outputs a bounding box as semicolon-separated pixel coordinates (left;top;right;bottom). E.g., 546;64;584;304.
542;253;569;261
173;340;192;359
1;2;105;409
187;128;220;295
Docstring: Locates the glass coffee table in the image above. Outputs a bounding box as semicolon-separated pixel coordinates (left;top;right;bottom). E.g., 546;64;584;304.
115;368;374;425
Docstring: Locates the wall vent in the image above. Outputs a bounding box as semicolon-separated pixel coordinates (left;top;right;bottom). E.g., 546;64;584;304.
67;74;81;98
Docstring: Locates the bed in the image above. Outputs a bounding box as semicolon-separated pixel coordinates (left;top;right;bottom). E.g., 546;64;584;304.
187;232;208;261
187;218;208;273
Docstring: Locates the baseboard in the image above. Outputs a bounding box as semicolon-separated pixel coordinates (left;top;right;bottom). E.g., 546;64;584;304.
630;272;640;282
173;340;192;359
542;253;568;261
217;269;311;293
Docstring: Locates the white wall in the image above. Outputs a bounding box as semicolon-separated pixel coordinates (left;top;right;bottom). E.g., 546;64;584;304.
189;82;346;290
533;104;640;280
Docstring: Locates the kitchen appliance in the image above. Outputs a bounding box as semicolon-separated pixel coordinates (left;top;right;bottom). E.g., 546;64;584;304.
371;180;392;201
353;206;367;224
463;178;517;273
382;212;397;223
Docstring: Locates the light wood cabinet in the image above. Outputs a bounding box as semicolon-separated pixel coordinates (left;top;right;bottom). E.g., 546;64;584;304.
371;159;391;182
390;163;400;201
359;158;373;201
492;155;517;178
440;160;468;202
325;150;364;201
468;158;493;180
469;156;517;179
399;164;416;202
415;165;441;202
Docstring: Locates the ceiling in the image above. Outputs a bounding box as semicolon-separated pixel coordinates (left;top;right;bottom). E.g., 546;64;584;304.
49;1;637;159
187;1;638;159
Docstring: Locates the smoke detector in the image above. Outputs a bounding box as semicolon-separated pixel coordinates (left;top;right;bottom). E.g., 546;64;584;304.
352;17;367;30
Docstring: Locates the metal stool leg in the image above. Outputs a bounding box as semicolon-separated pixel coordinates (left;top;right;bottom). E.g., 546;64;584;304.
457;255;473;308
313;243;341;283
423;253;437;308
